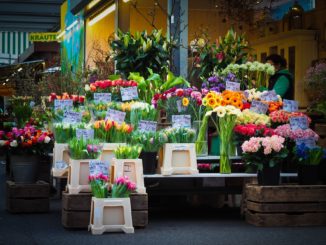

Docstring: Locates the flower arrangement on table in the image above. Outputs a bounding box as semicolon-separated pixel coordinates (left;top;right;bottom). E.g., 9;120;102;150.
89;101;135;121
160;127;196;143
0;126;54;155
241;135;288;176
236;109;271;126
131;131;164;153
234;124;275;143
48;92;85;106
68;138;102;160
269;111;312;127
53;123;85;143
203;90;244;110
130;102;158;130
114;144;142;159
274;124;319;141
243;88;282;113
111;176;137;198
93;119;133;143
85;79;138;102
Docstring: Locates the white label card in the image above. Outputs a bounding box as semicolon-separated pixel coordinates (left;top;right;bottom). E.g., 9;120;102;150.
172;115;191;128
54;99;73;111
260;90;278;102
62;111;82;123
94;93;112;103
89;160;109;176
121;87;139;101
76;129;94;140
138;120;157;132
295;137;316;149
250;100;269;114
176;100;187;113
105;109;126;124
283;99;299;112
226;81;241;91
290;116;309;130
54;161;68;169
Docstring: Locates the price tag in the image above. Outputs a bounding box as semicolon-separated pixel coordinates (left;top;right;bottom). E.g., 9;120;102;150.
121;87;139;101
94;93;112;103
176;100;187;113
260;90;278;102
105;109;126;124
295;137;317;149
138;120;157;132
172;115;191;128
283;99;299;112
76;129;94;140
89;160;109;176
250;100;269;114
54;161;68;169
290;116;309;130
62;111;82;123
226;81;240;91
54;99;73;111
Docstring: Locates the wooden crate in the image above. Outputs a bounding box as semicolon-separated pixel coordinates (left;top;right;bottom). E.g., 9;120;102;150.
6;181;50;213
62;192;148;229
245;184;326;226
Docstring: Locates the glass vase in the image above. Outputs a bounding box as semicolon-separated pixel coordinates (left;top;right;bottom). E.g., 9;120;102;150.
219;136;231;174
193;120;208;156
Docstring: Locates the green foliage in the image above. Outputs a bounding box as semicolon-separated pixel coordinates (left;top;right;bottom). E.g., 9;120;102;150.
130;102;158;130
131;131;164;152
68;138;101;160
114;144;142;159
111;29;170;78
9;96;33;128
161;127;196;143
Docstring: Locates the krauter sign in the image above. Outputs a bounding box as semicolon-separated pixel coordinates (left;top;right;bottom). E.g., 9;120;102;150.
29;33;57;42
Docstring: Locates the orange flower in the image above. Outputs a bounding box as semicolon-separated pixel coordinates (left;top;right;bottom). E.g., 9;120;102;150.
208;98;217;108
90;84;97;92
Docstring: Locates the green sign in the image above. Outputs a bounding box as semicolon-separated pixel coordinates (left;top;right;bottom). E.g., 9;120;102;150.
29;33;57;42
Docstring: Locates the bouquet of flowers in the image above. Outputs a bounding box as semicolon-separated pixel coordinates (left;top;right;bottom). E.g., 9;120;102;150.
48;92;85;106
160;127;196;143
68;138;102;160
53;123;85;143
89;173;109;198
111;176;137;198
131;131;164;152
93;119;133;143
130;102;158;130
241;135;288;170
202;90;244;110
234;124;275;143
295;143;326;166
201;75;226;93
269;111;311;126
274;124;319;141
85;79;138;102
114;144;142;159
236;109;271;126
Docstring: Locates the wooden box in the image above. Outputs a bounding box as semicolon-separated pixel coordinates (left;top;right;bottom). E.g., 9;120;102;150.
6;181;50;213
245;184;326;226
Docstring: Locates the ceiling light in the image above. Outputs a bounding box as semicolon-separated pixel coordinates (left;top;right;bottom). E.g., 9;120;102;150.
88;4;116;26
6;79;9;82
17;67;23;72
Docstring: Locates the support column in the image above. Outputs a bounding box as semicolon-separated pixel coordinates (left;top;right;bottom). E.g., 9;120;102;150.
167;0;188;77
115;0;130;33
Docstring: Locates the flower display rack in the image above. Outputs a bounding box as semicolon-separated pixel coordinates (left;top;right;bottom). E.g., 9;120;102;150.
67;158;93;194
244;184;326;226
101;143;126;166
161;143;198;175
6;181;50;213
112;158;146;194
62;191;92;229
52;143;69;177
89;197;134;234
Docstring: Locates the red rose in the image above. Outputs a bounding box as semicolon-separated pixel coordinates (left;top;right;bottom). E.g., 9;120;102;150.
79;96;85;103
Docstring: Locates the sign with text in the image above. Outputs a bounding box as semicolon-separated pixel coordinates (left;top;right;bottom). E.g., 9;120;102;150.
295;137;317;149
290;116;309;130
89;160;109;176
172;115;191;128
54;99;73;111
76;129;94;140
94;93;111;103
226;81;241;91
62;111;82;123
250;100;269;114
29;32;57;42
138;120;157;132
121;87;139;101
176;100;187;113
123;162;136;183
105;109;126;124
260;90;278;102
283;99;299;112
54;161;68;170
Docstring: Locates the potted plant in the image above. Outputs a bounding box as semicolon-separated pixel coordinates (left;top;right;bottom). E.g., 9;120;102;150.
89;174;135;234
130;102;157;130
295;143;326;185
131;130;164;174
242;135;288;185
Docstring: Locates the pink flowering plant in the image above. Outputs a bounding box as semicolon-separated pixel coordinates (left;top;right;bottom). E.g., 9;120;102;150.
89;173;109;198
111;176;137;197
274;124;319;141
269;110;311;127
241;135;288;170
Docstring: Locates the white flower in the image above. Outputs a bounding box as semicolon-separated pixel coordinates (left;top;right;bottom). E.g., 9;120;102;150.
44;136;51;144
230;108;242;117
205;111;213;117
85;84;90;91
10;140;18;147
0;140;6;146
214;106;226;118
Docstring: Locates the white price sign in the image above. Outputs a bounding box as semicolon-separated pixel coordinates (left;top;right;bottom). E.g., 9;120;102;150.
290;116;309;130
226;81;240;91
54;99;73;111
283;99;299;112
172;115;191;128
89;160;109;176
94;93;112;103
295;137;316;149
76;129;94;140
105;109;126;124
250;100;269;114
138;120;157;132
260;90;278;102
62;111;82;123
121;87;139;101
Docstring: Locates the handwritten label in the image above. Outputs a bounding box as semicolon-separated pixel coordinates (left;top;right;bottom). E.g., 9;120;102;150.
138;120;157;132
76;129;94;140
54;99;73;111
105;109;126;124
290;116;309;130
54;161;68;169
250;100;269;114
283;99;299;112
226;81;241;91
62;111;82;123
89;160;109;176
172;115;191;128
123;162;136;183
260;90;278;102
295;137;317;149
94;93;111;103
121;87;139;101
176;100;187;113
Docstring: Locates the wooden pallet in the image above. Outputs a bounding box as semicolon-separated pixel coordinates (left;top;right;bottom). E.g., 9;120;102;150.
6;181;50;213
245;184;326;226
62;192;148;229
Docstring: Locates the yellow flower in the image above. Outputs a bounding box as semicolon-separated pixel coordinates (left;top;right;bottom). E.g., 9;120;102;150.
202;98;208;106
182;97;189;107
208;98;217;108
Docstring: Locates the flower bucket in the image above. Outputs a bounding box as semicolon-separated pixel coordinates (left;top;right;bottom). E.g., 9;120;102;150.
139;151;157;174
298;165;319;185
257;165;281;186
11;154;39;184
